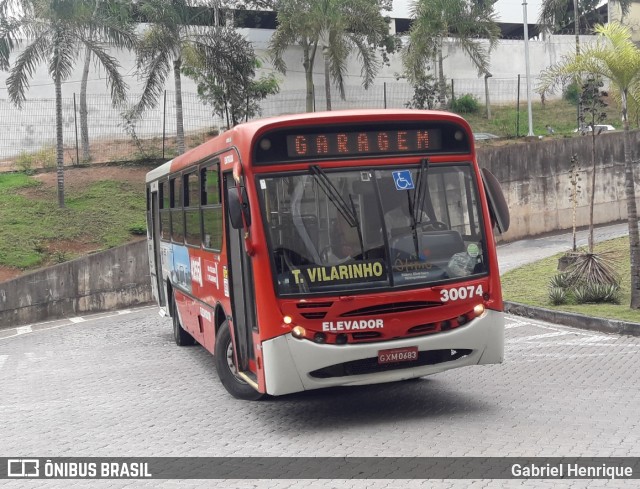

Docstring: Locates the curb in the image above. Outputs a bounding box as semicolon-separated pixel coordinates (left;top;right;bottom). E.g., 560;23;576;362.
504;301;640;337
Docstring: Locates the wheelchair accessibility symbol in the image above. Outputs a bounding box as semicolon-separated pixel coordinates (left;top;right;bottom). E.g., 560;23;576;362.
392;170;415;190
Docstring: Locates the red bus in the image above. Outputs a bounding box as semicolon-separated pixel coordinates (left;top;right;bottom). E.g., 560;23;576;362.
146;109;510;400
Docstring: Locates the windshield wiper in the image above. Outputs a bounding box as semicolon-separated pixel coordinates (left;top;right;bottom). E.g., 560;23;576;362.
399;159;430;258
412;158;430;225
310;165;365;258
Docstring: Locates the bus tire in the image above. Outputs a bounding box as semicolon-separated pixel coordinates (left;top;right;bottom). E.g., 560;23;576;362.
172;291;195;347
214;321;264;401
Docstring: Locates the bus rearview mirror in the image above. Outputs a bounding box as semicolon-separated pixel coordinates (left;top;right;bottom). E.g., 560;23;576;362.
228;187;251;229
481;168;510;234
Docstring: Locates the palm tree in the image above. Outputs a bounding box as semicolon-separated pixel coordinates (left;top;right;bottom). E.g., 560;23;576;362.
539;22;640;309
270;0;391;112
76;0;134;163
6;0;136;208
131;0;238;154
403;0;500;106
538;0;630;56
0;0;24;70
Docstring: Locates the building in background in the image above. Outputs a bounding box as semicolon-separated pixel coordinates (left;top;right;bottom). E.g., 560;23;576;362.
0;0;615;162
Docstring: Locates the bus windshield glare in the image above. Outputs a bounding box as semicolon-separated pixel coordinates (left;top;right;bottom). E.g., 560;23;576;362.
259;163;488;296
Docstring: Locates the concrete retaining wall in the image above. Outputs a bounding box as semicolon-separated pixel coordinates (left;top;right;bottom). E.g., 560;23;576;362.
479;130;640;241
1;131;639;327
0;240;152;328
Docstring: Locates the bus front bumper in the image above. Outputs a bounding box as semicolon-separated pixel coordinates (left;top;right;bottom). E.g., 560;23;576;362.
261;309;504;396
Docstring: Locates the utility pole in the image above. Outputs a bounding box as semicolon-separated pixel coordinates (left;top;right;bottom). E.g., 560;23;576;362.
522;0;535;137
484;72;492;119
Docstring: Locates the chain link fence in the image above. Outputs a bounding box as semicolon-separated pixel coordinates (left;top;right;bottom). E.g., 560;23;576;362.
0;76;547;170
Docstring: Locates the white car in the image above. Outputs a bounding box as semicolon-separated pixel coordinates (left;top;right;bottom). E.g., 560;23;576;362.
473;132;500;141
574;124;616;133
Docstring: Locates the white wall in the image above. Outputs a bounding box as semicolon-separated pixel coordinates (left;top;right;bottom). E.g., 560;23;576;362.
0;28;590;159
0;28;591;101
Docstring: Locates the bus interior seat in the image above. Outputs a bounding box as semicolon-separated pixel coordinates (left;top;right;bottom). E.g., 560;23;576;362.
422;230;465;263
390;230;465;268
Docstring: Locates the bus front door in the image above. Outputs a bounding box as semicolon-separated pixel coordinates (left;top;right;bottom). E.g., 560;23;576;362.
223;173;257;380
149;187;165;306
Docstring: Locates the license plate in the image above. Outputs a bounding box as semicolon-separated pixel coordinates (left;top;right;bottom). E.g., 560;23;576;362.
378;346;419;364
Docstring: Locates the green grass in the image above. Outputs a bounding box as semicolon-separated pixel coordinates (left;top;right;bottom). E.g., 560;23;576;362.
501;237;640;323
0;173;41;191
462;98;622;138
0;174;146;269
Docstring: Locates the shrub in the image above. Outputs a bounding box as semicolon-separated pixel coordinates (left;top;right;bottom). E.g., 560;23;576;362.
586;283;620;304
404;73;439;110
16;147;56;171
548;286;567;305
573;282;621;304
549;273;570;289
573;285;589;304
128;224;147;236
563;82;579;105
52;250;70;263
565;252;620;287
451;94;480;114
16;152;35;174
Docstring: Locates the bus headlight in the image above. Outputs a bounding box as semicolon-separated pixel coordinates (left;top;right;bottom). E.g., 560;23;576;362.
473;304;485;317
291;326;306;339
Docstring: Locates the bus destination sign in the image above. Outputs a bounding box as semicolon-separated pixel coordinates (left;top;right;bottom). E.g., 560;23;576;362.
286;129;443;158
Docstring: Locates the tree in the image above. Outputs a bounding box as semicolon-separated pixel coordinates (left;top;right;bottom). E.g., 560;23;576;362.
131;0;242;155
5;0;136;208
182;33;280;127
269;0;393;112
538;0;631;55
578;76;607;253
0;1;25;70
538;22;640;308
403;0;500;107
538;0;630;127
402;71;439;110
78;0;135;163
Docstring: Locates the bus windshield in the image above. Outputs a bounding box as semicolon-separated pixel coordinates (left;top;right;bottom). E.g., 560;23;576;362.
258;163;488;296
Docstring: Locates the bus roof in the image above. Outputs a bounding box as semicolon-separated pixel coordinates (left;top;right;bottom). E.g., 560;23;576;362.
150;109;472;178
230;108;470;135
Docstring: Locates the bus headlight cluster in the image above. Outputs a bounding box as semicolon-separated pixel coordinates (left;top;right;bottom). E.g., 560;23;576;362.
291;325;306;339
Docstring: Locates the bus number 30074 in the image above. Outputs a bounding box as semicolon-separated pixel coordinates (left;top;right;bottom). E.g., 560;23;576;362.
439;285;483;302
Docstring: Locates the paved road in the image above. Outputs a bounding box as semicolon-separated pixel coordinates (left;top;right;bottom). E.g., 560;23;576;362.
1;306;639;488
497;222;630;274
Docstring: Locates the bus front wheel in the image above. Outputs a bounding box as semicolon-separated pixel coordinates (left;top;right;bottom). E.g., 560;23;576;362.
172;291;195;346
214;321;264;401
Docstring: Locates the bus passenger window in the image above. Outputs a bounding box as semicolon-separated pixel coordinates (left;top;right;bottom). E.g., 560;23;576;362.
184;172;201;246
160;180;170;240
170;177;185;243
202;165;223;250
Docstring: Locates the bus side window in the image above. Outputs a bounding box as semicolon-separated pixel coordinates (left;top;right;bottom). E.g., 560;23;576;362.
184;171;202;247
170;176;185;243
201;164;223;250
160;180;170;241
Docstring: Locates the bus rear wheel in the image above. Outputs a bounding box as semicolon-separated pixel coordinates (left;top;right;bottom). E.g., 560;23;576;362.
171;291;195;346
214;321;264;401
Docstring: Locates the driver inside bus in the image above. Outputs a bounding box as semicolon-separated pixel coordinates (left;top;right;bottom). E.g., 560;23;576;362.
382;189;430;236
325;214;360;264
